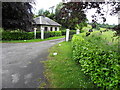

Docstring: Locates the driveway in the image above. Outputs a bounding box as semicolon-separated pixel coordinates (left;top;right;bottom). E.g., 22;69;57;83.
1;38;65;88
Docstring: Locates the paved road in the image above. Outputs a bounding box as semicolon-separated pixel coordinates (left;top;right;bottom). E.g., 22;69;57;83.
1;38;65;88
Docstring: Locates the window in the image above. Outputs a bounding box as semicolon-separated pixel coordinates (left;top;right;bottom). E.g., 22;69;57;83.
44;27;48;31
55;27;57;31
50;27;52;31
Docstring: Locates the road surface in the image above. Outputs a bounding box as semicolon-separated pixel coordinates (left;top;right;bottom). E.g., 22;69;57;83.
1;38;64;88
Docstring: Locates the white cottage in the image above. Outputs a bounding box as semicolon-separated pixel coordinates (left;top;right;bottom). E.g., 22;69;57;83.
33;16;61;31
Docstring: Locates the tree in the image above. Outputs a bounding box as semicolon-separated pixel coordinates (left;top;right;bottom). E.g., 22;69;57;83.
55;2;63;21
2;2;34;32
38;8;44;16
37;9;55;20
58;1;120;34
113;24;120;35
43;10;50;16
56;2;87;29
49;6;55;13
75;20;87;30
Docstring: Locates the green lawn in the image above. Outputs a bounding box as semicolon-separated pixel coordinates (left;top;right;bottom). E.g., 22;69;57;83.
0;36;65;43
42;41;96;88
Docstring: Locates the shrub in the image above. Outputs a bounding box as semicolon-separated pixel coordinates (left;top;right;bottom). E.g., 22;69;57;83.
0;28;4;32
49;31;62;37
2;31;34;40
0;28;3;40
70;30;76;35
36;31;41;38
61;30;66;35
72;33;120;88
2;31;62;40
36;31;62;39
44;31;51;38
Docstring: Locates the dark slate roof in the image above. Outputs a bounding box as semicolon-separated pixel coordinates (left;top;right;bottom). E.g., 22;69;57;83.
34;16;61;26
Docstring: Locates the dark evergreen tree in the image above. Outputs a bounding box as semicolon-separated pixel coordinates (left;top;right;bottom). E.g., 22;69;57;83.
2;2;34;32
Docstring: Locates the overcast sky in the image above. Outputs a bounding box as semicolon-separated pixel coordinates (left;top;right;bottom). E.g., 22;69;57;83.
33;0;62;13
33;0;118;25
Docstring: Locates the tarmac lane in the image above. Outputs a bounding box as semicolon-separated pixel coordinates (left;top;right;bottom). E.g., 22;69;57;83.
1;38;64;88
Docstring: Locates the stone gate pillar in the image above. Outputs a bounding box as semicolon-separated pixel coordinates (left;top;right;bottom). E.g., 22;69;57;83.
41;27;44;39
66;29;70;42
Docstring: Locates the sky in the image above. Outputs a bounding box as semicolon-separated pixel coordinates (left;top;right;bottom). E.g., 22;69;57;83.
33;0;118;25
33;0;62;14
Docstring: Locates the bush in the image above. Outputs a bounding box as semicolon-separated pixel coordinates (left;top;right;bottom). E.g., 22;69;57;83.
61;30;66;35
49;31;62;37
34;31;51;39
2;31;34;40
36;31;62;39
72;33;120;88
36;31;41;38
44;31;51;38
70;30;76;35
2;31;62;40
0;28;3;40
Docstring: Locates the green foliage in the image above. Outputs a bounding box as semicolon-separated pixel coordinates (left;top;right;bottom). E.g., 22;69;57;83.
61;30;66;35
2;2;34;31
0;28;4;32
75;21;87;30
43;10;50;16
36;31;62;39
81;24;92;33
89;23;116;30
38;8;44;16
44;31;50;39
57;2;87;29
70;30;76;35
36;31;41;38
2;31;34;40
72;31;120;88
37;9;55;20
2;30;62;40
0;28;3;40
113;24;120;35
1;36;65;43
49;31;62;37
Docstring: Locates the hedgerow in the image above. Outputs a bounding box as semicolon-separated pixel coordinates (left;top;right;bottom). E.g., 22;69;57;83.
2;31;34;40
49;31;62;37
72;32;120;88
2;30;62;40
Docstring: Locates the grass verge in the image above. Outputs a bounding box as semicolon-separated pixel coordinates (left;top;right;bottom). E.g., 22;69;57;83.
42;41;96;88
0;36;64;43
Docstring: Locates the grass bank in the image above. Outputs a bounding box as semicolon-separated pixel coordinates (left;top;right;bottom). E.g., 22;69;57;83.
42;41;96;88
0;36;65;43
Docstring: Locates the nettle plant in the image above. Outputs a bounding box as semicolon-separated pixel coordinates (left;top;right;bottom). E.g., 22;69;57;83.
72;34;120;88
